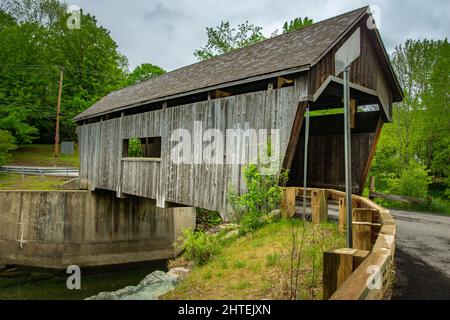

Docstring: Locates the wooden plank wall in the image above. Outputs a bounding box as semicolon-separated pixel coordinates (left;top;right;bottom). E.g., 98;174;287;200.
287;112;380;193
309;18;394;120
78;84;304;216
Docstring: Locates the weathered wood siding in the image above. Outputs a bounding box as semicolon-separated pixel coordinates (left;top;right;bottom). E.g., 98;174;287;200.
309;17;394;120
287;111;380;193
78;85;303;215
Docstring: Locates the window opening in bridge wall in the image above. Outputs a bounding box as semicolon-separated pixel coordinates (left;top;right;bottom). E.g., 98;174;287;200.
123;137;161;159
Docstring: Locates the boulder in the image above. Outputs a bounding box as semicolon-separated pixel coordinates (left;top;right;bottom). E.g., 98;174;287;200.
86;270;179;300
167;267;191;281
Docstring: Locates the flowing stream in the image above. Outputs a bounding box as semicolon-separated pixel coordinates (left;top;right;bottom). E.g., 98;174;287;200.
0;261;167;300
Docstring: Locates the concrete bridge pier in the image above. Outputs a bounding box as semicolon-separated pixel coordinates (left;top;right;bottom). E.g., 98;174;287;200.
0;190;196;269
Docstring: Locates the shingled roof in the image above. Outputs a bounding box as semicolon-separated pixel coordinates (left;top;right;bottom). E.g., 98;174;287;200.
75;6;370;121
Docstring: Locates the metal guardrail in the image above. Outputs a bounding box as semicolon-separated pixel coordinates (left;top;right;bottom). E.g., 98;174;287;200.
0;166;79;178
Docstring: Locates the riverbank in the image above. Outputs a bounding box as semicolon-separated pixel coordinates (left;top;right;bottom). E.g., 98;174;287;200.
164;219;345;300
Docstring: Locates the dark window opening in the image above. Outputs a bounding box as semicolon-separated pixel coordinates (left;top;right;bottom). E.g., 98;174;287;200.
123;137;161;158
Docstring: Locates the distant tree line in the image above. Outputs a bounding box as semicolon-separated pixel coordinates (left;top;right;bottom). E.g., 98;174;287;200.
0;0;166;161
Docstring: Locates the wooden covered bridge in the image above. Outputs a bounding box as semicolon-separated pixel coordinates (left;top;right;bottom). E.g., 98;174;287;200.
75;6;403;218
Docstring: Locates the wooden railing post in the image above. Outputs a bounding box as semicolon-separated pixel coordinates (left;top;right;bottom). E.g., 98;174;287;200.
311;189;328;224
338;198;346;234
352;208;380;251
323;248;370;300
323;248;357;300
281;187;297;219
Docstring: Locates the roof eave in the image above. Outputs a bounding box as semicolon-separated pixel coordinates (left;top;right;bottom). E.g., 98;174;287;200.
74;65;311;122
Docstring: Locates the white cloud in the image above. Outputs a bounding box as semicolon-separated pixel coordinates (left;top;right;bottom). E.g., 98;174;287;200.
74;0;450;71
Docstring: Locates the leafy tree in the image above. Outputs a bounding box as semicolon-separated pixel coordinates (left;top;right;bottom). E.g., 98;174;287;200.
0;0;130;144
194;21;265;61
371;39;449;197
0;129;16;165
282;17;313;33
126;63;165;85
387;162;432;199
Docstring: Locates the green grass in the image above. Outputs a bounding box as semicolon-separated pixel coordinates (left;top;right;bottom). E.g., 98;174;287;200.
10;144;79;168
0;174;70;190
163;220;345;300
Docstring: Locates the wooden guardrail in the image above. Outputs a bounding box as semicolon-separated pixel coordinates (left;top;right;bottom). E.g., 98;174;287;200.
281;187;396;300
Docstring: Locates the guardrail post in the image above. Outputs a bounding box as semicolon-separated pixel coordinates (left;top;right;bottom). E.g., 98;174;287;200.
338;198;346;234
323;248;357;300
352;208;380;251
323;248;370;300
281;187;297;219
311;189;327;224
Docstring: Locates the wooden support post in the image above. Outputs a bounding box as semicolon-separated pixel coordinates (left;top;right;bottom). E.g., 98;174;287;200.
323;248;357;300
311;189;328;224
323;248;370;300
338;198;346;234
352;208;379;250
281;187;297;219
350;99;356;129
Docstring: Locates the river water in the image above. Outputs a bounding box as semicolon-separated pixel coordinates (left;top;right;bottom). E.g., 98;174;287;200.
0;261;167;300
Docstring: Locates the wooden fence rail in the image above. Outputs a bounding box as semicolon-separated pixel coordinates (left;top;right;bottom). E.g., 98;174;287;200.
281;187;396;300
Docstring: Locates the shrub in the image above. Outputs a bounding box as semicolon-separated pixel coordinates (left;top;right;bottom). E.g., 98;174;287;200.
196;208;222;229
0;129;16;165
178;229;219;266
388;161;432;199
228;163;288;234
128;138;143;157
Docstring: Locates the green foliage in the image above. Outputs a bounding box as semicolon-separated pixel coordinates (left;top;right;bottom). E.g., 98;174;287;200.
0;129;17;165
196;208;222;228
178;229;219;266
126;63;166;85
0;0;164;145
194;21;265;61
370;39;450;204
127;138;142;157
228;163;288;234
282;17;313;33
387;161;432;199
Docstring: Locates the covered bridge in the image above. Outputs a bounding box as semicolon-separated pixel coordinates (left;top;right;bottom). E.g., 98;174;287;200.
75;6;403;218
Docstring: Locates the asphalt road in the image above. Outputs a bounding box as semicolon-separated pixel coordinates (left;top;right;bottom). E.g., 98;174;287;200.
298;202;450;299
390;209;450;300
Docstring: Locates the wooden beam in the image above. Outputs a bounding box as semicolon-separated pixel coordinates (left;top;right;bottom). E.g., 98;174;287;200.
311;189;328;224
350;99;356;128
214;89;231;98
338;198;346;234
323;248;357;300
359;116;384;194
281;187;297;219
352;208;379;251
282;101;308;170
277;76;294;89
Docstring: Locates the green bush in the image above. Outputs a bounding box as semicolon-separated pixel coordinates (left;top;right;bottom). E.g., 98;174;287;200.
128;138;143;157
0;129;16;165
228;163;288;234
388;161;432;199
196;208;222;228
178;229;219;266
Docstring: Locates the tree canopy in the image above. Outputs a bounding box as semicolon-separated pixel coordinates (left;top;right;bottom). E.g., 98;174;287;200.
194;17;314;61
194;21;265;61
282;17;313;33
126;63;166;86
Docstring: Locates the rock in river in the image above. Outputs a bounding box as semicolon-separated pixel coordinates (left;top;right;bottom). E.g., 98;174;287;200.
86;270;180;300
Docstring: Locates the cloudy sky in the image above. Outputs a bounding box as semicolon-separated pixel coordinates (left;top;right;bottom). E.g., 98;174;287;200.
73;0;449;71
